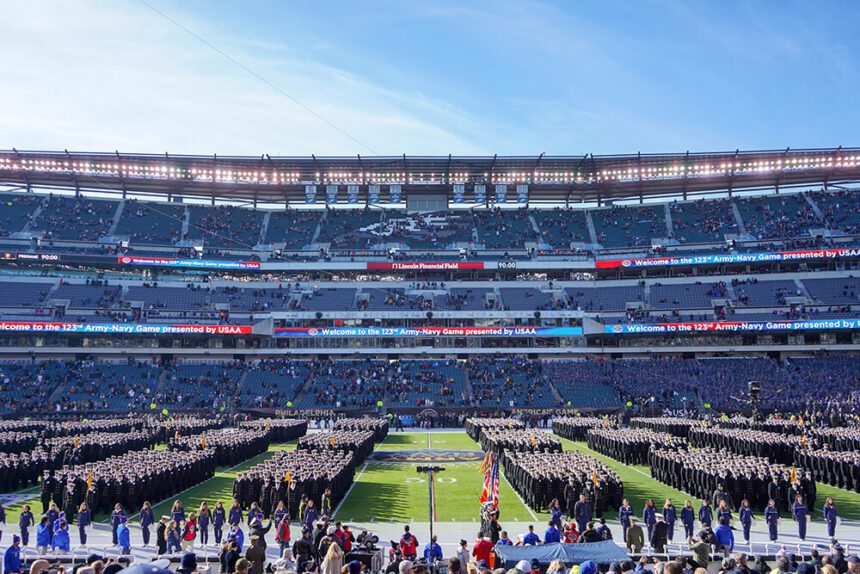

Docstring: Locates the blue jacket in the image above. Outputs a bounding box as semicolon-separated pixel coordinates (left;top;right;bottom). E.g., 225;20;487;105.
111;510;125;527
214;507;226;527
698;506;713;524
234;527;245;551
198;510;210;528
423;542;443;561
497;538;513;546
522;532;540;545
792;503;808;521
168;528;181;550
18;512;33;530
663;506;677;524
36;524;52;547
46;509;59;526
643;506;656;526
171;508;186;524
680;507;695;525
824;504;838;524
714;525;734;551
739;507;753;525
229;507;243;526
765;507;779;525
78;510;92;528
544;526;560;543
52;529;70;551
118;524;131;548
273;509;288;526
303;509;317;530
619;505;635;527
574;501;592;523
4;545;21;573
140;508;154;528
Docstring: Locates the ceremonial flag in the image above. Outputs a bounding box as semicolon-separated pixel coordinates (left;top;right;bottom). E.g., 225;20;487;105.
790;467;797;483
73;436;79;448
201;437;207;449
330;436;336;447
478;452;491;474
285;471;291;483
479;454;500;509
531;436;537;448
87;472;93;490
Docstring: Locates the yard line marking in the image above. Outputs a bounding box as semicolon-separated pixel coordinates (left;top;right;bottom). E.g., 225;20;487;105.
333;462;368;518
428;432;432;450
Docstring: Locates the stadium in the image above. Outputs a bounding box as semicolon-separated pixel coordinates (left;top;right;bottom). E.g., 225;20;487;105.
0;145;857;573
2;2;860;574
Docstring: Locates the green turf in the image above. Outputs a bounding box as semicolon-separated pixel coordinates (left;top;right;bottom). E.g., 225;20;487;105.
811;482;860;520
338;432;534;523
380;432;481;452
428;433;482;451
5;489;42;528
379;433;430;451
335;462;535;523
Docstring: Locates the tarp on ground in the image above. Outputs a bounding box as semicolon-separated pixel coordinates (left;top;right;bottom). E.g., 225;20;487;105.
494;541;629;567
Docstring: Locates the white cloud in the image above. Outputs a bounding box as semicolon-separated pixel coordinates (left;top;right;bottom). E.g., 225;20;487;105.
0;0;488;156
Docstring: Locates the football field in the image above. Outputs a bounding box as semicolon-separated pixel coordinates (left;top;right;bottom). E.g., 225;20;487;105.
334;431;537;523
6;430;860;531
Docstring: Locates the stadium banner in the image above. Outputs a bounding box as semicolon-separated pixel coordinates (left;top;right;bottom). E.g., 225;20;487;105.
274;326;583;337
366;261;485;271
604;318;860;334
117;255;262;270
0;321;253;335
596;247;860;269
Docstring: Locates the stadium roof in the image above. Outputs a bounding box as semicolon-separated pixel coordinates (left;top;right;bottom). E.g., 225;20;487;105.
1;147;859;205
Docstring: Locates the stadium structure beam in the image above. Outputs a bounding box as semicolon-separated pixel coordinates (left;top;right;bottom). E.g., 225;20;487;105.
1;147;859;206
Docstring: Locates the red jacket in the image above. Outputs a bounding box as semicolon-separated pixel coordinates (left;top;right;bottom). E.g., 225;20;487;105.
472;539;492;563
400;534;418;556
276;520;291;544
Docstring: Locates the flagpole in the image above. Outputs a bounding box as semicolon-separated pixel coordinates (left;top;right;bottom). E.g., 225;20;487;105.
417;465;445;557
428;468;435;543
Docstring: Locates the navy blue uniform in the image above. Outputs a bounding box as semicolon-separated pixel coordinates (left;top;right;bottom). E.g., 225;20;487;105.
680;506;695;539
791;502;808;540
739;507;753;543
765;506;779;541
824;503;837;538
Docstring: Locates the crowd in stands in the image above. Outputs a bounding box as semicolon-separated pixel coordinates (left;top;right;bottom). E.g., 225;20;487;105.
0;354;858;415
4;190;860;264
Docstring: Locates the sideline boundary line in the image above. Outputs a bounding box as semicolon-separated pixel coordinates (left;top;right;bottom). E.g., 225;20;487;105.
333;463;368;518
500;468;538;521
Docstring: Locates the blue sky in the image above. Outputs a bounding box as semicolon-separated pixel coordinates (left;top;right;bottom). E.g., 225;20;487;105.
1;0;858;156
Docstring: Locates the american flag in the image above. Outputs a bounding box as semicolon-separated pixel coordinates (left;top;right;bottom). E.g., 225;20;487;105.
480;453;500;509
